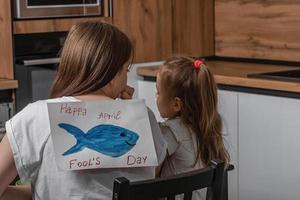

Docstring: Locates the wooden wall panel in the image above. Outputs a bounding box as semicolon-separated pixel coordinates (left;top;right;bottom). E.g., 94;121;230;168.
113;0;173;63
14;17;112;34
215;0;300;62
0;0;14;79
172;0;214;57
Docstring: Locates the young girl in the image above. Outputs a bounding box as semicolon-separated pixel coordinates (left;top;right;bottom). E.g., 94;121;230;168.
0;22;166;200
156;56;229;199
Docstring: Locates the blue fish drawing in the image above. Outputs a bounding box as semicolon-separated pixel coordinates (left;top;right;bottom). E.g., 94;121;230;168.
58;123;139;157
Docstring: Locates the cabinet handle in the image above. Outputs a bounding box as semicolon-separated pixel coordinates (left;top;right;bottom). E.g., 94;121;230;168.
22;58;60;66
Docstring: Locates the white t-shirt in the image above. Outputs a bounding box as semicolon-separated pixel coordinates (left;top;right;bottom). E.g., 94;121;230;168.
159;118;206;200
6;97;167;200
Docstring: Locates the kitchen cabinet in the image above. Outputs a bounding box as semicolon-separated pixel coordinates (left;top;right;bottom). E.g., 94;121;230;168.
3;0;213;79
218;91;300;200
217;90;238;200
113;0;214;63
172;0;214;57
0;0;14;79
113;0;173;63
238;92;300;200
215;0;300;62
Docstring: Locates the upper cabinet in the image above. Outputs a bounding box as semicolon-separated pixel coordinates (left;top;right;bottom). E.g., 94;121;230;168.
215;0;300;62
0;0;214;80
113;0;214;62
113;0;173;63
172;0;214;57
0;0;14;79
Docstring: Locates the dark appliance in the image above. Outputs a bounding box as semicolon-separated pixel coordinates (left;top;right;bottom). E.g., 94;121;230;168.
248;69;300;83
14;32;66;111
13;0;110;19
0;91;13;141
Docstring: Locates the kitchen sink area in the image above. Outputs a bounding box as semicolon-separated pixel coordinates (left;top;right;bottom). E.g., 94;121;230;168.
248;69;300;83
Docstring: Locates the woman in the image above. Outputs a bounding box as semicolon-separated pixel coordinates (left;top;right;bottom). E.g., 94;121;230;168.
0;22;166;200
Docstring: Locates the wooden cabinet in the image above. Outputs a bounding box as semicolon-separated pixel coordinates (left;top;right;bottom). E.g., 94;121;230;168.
215;0;300;62
172;0;214;57
113;0;214;62
13;17;112;34
2;0;214;81
0;0;14;79
113;0;173;63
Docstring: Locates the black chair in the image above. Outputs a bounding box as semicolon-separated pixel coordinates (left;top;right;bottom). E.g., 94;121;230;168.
112;160;225;200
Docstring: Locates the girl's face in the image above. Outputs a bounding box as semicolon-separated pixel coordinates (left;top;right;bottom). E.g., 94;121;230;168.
156;71;181;118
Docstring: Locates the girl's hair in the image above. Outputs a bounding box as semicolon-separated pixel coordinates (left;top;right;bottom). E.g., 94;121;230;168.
50;22;133;98
159;56;230;166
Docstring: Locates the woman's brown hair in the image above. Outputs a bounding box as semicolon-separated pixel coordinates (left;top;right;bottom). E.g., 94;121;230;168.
50;22;133;98
159;56;230;166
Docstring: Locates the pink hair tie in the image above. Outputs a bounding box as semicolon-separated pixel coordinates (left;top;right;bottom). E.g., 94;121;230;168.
193;59;203;70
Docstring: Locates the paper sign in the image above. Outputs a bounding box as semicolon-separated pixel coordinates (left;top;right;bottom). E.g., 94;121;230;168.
47;99;158;170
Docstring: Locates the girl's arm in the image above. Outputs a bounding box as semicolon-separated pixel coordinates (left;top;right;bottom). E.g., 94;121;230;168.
0;134;31;199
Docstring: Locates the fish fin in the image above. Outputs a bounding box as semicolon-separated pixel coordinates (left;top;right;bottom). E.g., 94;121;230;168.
58;123;85;138
62;142;85;156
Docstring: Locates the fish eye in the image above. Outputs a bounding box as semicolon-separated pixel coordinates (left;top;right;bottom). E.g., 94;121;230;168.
120;132;126;137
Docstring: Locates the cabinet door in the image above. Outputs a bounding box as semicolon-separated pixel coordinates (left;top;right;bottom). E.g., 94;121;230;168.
239;93;300;200
113;0;172;63
172;0;214;57
0;0;13;79
218;90;238;200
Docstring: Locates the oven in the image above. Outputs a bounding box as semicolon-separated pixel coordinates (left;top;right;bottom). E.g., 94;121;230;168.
13;0;110;19
14;32;66;111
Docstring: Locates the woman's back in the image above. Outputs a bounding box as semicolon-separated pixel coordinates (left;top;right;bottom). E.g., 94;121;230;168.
6;97;166;200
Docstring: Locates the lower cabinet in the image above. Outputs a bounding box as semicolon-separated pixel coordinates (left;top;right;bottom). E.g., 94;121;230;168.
238;92;300;200
218;90;238;200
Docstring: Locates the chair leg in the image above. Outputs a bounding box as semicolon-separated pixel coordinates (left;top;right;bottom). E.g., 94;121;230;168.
223;172;228;200
184;191;192;200
167;195;175;200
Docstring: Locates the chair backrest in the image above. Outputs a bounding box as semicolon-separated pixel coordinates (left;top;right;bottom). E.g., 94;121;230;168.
112;160;225;200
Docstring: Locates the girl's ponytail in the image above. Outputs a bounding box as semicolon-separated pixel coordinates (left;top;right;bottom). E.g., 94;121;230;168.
195;66;229;166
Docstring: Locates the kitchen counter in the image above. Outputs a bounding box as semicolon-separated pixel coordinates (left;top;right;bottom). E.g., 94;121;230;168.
0;79;18;90
136;61;300;94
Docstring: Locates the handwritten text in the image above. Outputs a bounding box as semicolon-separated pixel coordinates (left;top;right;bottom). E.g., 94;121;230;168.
97;111;121;120
69;157;101;169
60;103;87;116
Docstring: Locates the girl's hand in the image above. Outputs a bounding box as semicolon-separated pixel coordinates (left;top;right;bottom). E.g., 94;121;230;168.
120;85;134;99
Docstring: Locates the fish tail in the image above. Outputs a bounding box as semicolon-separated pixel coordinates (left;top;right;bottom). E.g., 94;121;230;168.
62;142;84;156
59;123;87;156
58;123;85;138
